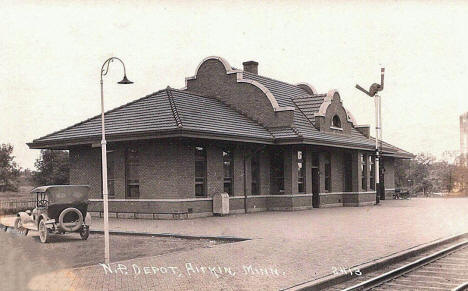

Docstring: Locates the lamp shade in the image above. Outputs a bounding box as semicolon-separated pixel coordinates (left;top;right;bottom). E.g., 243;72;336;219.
117;75;134;84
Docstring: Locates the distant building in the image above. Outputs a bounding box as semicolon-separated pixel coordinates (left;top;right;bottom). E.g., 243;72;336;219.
28;56;412;218
461;112;468;166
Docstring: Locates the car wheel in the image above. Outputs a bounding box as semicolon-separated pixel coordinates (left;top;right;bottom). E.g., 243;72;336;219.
14;217;29;236
38;220;49;243
80;226;89;240
58;208;83;232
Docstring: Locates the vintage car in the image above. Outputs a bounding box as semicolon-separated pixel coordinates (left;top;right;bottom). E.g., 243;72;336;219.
14;185;92;243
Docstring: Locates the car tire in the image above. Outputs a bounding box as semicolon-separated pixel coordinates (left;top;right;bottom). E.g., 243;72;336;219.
39;219;49;243
80;226;89;240
58;208;83;232
14;217;29;236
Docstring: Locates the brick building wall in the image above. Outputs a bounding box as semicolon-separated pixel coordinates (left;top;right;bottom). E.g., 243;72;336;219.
233;146;245;197
331;149;344;192
69;147;102;199
259;149;271;195
186;58;294;128
139;141;194;199
71;138;392;217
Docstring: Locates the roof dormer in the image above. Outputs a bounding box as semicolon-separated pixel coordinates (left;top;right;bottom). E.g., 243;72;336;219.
314;89;355;135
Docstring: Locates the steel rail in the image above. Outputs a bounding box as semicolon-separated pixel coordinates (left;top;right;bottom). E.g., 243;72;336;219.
452;281;468;291
342;240;468;291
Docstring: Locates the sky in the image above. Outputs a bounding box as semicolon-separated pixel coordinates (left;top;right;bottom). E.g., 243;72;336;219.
1;0;467;169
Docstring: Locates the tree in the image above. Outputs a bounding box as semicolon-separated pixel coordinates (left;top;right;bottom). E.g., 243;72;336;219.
453;154;468;194
0;143;21;191
33;150;70;186
411;153;436;195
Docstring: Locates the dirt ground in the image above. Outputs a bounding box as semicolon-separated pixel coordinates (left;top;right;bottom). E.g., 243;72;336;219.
0;229;225;291
1;229;224;267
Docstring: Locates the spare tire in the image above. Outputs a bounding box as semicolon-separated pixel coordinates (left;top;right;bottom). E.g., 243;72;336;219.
58;208;83;232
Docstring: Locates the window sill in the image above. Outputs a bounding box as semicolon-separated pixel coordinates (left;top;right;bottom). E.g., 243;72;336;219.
330;126;343;131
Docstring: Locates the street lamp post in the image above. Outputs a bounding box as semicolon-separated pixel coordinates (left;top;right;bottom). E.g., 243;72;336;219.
100;57;133;264
356;68;385;204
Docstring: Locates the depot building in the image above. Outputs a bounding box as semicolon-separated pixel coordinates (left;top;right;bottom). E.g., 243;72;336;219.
28;56;412;219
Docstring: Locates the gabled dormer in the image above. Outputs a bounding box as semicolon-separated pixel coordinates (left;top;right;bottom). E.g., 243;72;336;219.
185;56;295;128
314;89;357;135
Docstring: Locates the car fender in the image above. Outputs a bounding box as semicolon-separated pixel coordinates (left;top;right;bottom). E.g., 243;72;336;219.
84;212;92;226
17;212;34;225
37;214;53;227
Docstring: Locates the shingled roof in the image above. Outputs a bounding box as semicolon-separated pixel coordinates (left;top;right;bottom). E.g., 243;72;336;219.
28;58;412;158
29;88;274;148
241;71;411;157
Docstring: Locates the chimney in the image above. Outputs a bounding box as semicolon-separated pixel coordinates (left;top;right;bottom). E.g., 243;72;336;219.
355;125;370;139
243;61;258;74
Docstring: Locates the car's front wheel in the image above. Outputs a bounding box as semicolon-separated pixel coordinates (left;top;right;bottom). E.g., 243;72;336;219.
38;220;49;243
80;225;89;240
14;217;28;236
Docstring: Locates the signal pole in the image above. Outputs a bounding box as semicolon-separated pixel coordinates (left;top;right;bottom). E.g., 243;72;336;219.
356;68;385;204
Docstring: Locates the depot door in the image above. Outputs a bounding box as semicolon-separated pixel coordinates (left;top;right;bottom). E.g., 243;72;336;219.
344;153;353;192
312;167;320;208
380;160;386;200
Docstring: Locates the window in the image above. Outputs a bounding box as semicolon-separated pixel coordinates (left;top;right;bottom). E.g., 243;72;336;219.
271;149;284;194
370;156;375;190
324;152;331;191
361;154;367;191
251;152;260;195
332;115;342;128
223;149;234;196
126;147;140;198
297;150;305;193
195;146;207;197
312;155;319;168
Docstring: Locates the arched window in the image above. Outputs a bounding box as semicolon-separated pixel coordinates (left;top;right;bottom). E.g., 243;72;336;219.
332;115;342;128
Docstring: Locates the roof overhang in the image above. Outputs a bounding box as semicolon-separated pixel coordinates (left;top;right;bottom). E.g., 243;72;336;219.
28;128;275;149
274;136;412;158
29;129;413;159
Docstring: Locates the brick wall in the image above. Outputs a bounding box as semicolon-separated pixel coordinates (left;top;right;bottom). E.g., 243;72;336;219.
259;149;270;195
233;145;246;196
186;58;294;128
69;147;102;199
315;92;353;135
71;139;393;217
284;146;295;195
305;147;313;194
383;157;395;189
139;140;194;199
331;149;344;192
206;144;224;196
112;145;126;199
352;151;362;192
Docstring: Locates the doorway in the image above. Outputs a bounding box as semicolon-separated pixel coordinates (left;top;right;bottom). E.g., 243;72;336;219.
344;153;353;192
380;159;385;200
312;167;320;208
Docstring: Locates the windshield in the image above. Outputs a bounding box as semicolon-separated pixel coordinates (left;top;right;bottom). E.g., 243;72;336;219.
36;192;48;207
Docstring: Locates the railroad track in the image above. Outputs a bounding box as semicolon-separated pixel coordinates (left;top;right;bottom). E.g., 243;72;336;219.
341;240;468;291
